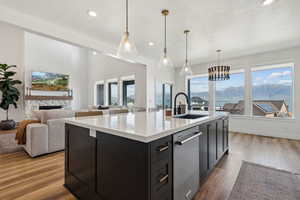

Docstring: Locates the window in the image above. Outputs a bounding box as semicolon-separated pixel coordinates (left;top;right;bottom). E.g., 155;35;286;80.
123;80;135;106
251;64;293;118
216;71;245;115
108;82;119;106
163;84;172;109
95;84;104;106
188;76;209;111
155;82;163;109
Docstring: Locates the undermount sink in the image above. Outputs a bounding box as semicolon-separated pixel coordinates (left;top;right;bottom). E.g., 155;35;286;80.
174;114;208;119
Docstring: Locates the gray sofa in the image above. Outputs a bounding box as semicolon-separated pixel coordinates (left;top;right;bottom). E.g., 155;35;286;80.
24;109;76;157
24;108;131;157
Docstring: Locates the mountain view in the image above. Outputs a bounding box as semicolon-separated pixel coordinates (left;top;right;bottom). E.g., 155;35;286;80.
191;84;292;111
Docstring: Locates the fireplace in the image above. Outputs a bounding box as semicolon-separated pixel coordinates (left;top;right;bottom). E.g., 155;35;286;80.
39;105;63;110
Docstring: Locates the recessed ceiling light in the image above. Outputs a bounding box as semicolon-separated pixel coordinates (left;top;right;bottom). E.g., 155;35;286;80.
148;42;155;46
262;0;275;6
87;10;97;17
92;51;98;55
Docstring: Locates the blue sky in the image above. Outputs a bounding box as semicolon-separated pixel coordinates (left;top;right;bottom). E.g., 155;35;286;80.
252;67;292;86
190;77;209;93
216;73;244;91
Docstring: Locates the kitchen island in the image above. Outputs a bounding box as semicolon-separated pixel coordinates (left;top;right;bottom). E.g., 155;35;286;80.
64;111;229;200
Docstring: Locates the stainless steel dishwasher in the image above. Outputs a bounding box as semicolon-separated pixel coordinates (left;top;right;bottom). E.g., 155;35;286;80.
173;126;201;200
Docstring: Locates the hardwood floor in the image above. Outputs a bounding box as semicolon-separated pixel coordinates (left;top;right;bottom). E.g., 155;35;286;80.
0;132;300;200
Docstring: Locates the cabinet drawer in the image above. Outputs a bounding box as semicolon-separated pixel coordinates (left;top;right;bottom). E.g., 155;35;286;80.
151;184;172;200
150;136;172;164
151;161;172;200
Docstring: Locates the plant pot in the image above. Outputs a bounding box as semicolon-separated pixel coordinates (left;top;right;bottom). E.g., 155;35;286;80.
0;120;16;130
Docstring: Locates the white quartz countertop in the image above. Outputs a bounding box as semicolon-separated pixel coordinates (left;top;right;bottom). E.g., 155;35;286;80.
65;111;228;143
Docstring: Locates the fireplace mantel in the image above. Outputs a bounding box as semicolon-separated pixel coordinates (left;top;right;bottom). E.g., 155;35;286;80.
24;95;73;101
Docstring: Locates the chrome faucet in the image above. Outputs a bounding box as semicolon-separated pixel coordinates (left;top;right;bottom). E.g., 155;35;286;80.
173;92;190;115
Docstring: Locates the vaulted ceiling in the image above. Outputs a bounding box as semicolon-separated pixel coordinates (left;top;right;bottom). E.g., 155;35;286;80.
0;0;300;66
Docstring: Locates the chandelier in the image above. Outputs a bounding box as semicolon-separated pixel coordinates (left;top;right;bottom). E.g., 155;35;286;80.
208;50;230;81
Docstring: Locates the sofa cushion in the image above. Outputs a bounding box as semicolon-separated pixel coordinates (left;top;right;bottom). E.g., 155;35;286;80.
31;110;44;121
33;109;75;123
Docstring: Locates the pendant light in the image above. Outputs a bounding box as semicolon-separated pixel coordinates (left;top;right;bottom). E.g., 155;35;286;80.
117;0;138;60
208;50;230;81
158;9;173;69
180;30;193;76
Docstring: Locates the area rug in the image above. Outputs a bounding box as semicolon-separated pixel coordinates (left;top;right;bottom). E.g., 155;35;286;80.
228;161;300;200
0;133;23;154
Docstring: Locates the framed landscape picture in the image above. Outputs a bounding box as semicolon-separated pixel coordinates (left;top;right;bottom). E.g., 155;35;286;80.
31;71;69;91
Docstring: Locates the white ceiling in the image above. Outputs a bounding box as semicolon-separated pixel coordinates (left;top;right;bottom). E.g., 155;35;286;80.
0;0;300;66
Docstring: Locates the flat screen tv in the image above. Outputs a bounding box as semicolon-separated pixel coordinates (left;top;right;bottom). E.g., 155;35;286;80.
31;71;69;91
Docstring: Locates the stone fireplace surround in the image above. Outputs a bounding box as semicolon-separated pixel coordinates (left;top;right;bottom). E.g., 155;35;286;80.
25;99;72;119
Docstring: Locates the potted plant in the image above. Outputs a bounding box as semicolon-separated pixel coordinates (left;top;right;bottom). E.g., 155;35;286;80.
0;64;22;130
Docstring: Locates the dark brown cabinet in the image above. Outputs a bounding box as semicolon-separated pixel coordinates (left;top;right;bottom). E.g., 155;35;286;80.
208;121;217;170
223;118;229;151
65;125;98;200
65;116;229;200
217;120;224;160
199;116;229;185
65;124;172;200
199;123;209;180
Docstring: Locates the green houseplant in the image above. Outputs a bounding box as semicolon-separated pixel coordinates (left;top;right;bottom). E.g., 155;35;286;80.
0;64;22;130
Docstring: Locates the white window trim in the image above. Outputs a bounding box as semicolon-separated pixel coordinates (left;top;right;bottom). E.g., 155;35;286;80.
251;62;294;71
250;62;295;119
107;79;120;106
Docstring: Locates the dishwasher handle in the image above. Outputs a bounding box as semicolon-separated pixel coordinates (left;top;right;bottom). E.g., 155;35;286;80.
175;132;202;145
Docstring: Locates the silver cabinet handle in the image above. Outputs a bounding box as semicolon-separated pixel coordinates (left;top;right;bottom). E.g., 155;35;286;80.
176;132;202;145
158;145;169;152
159;174;169;183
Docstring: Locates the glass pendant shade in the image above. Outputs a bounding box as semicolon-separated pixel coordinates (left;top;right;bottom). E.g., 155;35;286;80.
117;0;138;60
158;51;174;68
180;61;193;76
180;30;193;76
117;32;138;60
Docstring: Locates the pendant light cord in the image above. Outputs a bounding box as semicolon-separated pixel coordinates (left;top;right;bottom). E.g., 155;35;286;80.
217;50;221;66
126;0;128;33
164;15;167;54
185;32;188;63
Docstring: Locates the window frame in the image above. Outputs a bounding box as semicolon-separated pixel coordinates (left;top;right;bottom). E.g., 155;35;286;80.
122;80;135;106
215;69;246;116
250;62;295;119
162;83;173;109
186;73;209;111
108;82;119;106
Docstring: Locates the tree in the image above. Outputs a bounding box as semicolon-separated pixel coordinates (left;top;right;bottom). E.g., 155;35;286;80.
0;64;22;122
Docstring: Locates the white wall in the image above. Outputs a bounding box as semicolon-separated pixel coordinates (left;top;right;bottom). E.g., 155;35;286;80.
0;21;25;121
147;61;175;109
175;47;300;140
88;54;147;108
24;32;89;109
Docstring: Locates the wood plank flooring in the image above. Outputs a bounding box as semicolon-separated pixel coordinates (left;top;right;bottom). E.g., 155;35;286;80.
0;132;300;200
